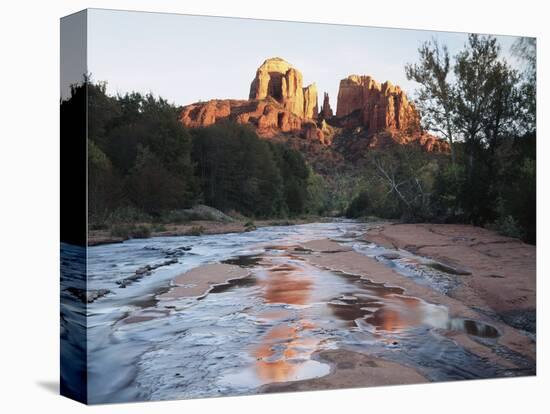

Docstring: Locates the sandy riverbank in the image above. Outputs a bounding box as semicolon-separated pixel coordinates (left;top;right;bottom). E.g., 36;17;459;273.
88;218;330;246
363;223;536;332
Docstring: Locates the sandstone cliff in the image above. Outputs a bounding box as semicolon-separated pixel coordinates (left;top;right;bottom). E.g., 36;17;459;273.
249;57;318;120
335;74;448;152
180;98;327;142
336;75;421;134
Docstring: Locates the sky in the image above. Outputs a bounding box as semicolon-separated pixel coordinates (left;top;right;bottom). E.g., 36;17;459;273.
74;8;526;108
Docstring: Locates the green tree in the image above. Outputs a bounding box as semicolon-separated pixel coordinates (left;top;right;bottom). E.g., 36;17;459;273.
88;140;122;221
191;123;284;217
512;37;536;134
126;145;190;215
406;39;457;163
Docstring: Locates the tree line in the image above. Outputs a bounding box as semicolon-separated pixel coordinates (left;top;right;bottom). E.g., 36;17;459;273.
60;80;329;226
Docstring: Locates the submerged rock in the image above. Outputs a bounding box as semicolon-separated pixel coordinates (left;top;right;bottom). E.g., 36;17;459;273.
379;252;401;260
66;287;111;303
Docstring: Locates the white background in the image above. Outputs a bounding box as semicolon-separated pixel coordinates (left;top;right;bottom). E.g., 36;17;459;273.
0;0;546;412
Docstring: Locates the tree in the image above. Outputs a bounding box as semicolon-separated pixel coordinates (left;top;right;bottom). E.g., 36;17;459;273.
453;35;500;148
481;61;520;151
126;145;189;215
512;37;536;134
405;34;536;241
88;140;122;221
365;145;439;221
406;39;457;163
191;123;285;218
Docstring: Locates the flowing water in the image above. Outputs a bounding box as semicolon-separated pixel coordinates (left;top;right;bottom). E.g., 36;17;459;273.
61;221;529;403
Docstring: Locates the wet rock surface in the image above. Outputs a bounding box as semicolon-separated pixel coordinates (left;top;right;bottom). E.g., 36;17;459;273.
499;309;536;334
363;223;536;319
73;221;535;403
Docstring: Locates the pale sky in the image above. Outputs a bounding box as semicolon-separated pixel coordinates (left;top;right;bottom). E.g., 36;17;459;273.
80;8;524;108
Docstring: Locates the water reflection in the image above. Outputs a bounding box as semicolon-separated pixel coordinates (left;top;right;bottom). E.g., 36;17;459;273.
225;251;503;388
329;276;500;339
251;260;323;382
261;263;313;305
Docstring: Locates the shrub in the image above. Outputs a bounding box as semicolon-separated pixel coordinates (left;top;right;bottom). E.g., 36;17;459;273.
244;221;257;231
185;225;205;236
110;223;131;239
131;224;152;239
345;191;369;218
488;215;523;239
110;223;151;239
106;206;150;225
151;223;167;233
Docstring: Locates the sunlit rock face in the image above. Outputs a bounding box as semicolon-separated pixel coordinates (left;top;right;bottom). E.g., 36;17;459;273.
179;98;306;138
180;57;324;141
249;57;318;120
335;74;450;153
179;99;233;128
336;75;421;134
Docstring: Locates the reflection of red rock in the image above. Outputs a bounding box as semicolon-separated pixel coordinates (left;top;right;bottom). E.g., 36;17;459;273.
366;296;423;332
262;264;313;305
254;325;299;382
251;261;320;383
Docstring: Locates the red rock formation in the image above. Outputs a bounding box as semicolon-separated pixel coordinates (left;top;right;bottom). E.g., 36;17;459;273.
335;74;448;152
180;98;308;138
336;75;421;134
179;61;448;152
303;84;318;120
249;57;318;120
179;100;232;128
181;57;324;142
303;121;325;143
320;92;333;119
